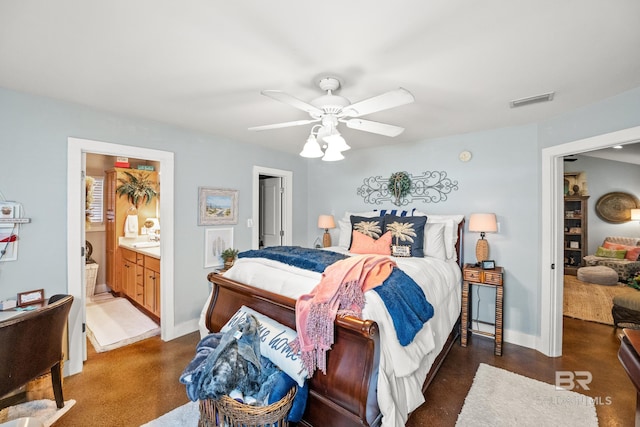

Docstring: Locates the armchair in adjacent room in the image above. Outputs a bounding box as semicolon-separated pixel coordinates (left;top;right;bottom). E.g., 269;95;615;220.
0;294;74;409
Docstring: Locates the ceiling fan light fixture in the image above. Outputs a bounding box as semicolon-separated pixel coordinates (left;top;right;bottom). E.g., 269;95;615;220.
323;132;350;151
322;145;345;162
299;134;324;158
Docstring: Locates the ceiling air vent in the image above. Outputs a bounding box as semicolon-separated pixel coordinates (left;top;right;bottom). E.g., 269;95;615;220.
509;92;555;108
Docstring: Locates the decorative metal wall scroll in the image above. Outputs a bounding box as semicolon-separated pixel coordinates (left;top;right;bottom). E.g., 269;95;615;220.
357;171;459;206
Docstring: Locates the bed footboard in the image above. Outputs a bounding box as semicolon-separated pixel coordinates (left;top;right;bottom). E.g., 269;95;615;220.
206;272;382;427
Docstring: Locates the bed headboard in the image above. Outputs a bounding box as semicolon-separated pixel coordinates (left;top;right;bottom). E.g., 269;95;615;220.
456;219;465;268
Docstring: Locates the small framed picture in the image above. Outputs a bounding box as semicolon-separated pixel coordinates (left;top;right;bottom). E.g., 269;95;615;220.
481;260;496;270
198;187;238;225
17;289;45;307
204;227;234;268
570;241;580;249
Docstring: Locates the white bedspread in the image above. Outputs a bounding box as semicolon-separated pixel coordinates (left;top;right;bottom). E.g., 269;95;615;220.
199;247;461;427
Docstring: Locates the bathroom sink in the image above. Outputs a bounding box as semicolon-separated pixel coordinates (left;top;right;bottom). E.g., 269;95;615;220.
132;242;160;248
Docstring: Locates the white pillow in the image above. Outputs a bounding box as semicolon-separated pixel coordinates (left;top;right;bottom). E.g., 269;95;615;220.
433;215;464;260
419;214;464;260
424;222;447;260
338;218;352;248
221;305;308;386
338;211;379;248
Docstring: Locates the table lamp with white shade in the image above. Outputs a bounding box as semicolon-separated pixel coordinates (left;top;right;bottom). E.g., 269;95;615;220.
469;213;498;263
318;215;336;247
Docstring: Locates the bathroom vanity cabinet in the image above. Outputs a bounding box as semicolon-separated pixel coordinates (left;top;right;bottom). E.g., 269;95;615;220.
105;168;158;292
119;247;160;321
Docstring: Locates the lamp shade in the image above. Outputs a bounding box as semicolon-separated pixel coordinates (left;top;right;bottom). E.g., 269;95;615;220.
468;213;498;233
322;144;345;161
300;135;324;158
631;209;640;221
318;214;335;248
469;213;497;263
324;132;351;151
318;215;335;229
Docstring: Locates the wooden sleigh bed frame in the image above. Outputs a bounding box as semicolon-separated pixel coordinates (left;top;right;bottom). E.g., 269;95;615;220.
204;222;464;427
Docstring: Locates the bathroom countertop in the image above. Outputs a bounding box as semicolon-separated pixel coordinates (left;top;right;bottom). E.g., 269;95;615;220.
118;237;160;259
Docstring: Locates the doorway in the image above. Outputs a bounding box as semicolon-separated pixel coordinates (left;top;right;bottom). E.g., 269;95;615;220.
260;176;283;248
84;153;160;356
67;137;175;376
252;166;293;249
540;125;640;357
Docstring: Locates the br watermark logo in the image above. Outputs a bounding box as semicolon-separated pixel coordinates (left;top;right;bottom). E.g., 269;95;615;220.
553;370;612;406
555;370;592;391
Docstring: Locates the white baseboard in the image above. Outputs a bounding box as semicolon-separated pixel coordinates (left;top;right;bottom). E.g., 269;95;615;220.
469;322;537;351
164;318;199;341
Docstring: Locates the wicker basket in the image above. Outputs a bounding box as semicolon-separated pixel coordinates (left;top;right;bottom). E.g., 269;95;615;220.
26;360;64;401
199;387;296;427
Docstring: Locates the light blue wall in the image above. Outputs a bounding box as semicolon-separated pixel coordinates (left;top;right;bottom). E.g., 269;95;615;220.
539;86;640;148
0;87;309;325
565;155;640;253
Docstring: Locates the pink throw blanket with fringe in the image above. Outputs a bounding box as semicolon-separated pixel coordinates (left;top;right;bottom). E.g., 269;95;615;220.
290;254;395;376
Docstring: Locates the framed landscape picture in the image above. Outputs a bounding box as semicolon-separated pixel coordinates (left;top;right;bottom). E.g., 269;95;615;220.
198;187;238;225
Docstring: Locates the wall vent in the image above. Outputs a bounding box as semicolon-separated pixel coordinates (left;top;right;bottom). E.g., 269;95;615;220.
509;92;555;108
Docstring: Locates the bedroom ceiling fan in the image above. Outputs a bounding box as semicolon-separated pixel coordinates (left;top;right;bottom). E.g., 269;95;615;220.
248;77;415;161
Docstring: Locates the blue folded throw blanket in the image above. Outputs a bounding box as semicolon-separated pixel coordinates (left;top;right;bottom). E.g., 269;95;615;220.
239;246;347;272
239;246;434;345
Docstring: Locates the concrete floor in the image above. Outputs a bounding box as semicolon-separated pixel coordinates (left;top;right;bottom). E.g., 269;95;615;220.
53;316;634;426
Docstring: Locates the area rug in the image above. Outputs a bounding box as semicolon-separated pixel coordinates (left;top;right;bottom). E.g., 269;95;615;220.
563;274;638;325
139;401;198;427
0;399;76;426
86;296;160;352
456;364;597;426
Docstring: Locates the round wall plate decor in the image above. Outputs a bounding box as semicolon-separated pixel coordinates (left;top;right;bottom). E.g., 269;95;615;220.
595;191;640;223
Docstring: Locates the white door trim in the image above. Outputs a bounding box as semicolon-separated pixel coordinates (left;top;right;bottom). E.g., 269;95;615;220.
252;166;292;249
67;137;175;375
540;126;640;356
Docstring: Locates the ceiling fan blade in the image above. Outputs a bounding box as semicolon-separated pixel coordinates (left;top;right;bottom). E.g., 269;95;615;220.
342;88;415;117
342;118;405;137
261;90;324;115
248;118;320;131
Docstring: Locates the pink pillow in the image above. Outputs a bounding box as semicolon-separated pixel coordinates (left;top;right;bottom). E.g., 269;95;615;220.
350;230;392;255
603;241;640;261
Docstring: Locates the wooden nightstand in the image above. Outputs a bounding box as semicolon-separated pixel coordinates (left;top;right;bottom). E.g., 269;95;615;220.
461;264;504;356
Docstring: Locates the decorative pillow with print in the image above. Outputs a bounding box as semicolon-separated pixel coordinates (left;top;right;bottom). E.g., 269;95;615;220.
221;305;308;387
349;215;385;249
383;215;426;257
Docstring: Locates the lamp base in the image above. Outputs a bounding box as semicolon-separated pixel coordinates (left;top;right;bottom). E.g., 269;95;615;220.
476;238;489;263
323;230;332;248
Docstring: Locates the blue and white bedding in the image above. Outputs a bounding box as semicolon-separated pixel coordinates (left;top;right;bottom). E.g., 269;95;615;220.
240;246;434;346
199;245;461;427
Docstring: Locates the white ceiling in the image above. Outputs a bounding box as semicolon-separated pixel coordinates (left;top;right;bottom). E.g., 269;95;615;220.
1;1;639;155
